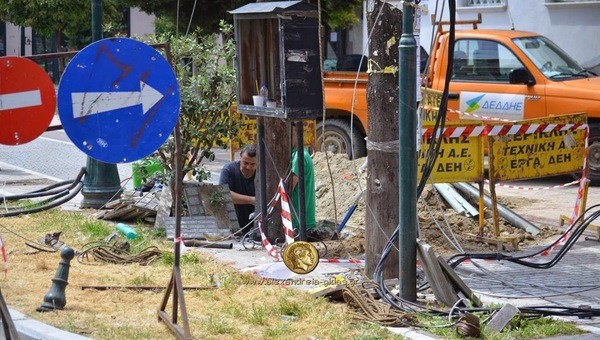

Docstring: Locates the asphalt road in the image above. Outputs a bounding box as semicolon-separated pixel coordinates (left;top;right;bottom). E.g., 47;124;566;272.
0;123;231;188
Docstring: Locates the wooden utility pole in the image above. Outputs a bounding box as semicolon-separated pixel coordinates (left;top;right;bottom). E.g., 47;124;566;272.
254;0;286;242
365;1;402;279
261;118;288;241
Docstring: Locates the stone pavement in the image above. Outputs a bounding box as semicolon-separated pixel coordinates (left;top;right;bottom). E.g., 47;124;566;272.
453;240;600;336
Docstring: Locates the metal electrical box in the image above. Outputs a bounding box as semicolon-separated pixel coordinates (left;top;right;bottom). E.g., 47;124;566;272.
230;1;323;119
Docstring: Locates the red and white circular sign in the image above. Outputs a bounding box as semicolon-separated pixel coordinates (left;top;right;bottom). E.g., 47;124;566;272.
0;56;56;145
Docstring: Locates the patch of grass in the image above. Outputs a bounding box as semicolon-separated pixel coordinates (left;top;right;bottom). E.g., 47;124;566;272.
247;304;271;325
151;227;166;238
180;252;201;264
80;220;112;239
206;315;238;335
497;316;584;339
351;322;395;340
278;296;304;318
418;313;585;340
161;251;174;266
222;300;243;318
264;322;290;338
128;272;154;286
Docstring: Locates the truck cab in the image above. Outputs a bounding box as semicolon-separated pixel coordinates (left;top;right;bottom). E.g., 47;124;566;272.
428;29;600;182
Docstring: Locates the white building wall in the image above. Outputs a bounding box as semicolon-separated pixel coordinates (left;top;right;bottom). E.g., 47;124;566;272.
420;1;600;65
5;22;20;55
354;1;600;66
129;7;155;38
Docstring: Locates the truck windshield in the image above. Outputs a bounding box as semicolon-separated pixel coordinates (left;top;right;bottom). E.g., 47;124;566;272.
513;36;587;80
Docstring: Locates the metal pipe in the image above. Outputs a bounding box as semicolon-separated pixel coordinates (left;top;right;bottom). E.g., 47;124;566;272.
453;182;540;235
183;240;233;249
433;183;479;217
296;121;307;241
258;118;268;238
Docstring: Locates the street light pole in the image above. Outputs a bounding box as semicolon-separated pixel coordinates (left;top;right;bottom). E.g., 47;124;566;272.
81;0;122;208
398;0;418;301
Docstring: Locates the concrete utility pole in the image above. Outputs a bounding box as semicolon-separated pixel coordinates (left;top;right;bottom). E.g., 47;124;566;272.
398;0;418;301
81;0;122;208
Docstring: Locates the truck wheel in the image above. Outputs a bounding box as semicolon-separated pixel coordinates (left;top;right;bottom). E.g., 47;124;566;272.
588;124;600;185
316;119;366;159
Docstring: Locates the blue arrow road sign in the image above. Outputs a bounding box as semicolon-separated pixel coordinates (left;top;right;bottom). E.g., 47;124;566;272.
58;38;180;163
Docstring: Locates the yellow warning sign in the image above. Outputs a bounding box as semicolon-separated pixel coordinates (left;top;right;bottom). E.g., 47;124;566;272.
229;106;316;154
420;87;442;124
417;122;484;183
488;114;587;181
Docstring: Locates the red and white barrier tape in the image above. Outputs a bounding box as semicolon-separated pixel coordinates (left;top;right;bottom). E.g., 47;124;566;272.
487;178;581;190
421;122;587;138
259;180;296;260
258;222;281;260
0;233;7;276
319;258;364;264
278;181;295;245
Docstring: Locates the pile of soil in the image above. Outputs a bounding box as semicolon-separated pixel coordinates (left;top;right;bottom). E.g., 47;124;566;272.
313;152;561;257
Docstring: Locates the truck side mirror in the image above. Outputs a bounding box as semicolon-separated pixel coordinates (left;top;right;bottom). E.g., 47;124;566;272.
509;68;536;86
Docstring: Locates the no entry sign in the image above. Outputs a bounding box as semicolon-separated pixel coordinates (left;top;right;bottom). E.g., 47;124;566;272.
57;38;180;163
0;56;56;145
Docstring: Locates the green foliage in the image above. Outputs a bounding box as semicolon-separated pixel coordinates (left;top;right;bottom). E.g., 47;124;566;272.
0;0;127;50
314;0;362;29
208;188;227;206
124;0;248;35
125;0;362;35
143;21;238;186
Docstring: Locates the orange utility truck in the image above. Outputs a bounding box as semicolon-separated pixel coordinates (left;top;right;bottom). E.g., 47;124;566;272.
321;22;600;182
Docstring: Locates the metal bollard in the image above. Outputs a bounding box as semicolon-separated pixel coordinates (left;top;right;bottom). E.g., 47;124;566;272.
37;246;75;312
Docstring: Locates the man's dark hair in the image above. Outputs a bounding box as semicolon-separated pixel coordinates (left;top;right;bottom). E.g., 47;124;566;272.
240;144;257;158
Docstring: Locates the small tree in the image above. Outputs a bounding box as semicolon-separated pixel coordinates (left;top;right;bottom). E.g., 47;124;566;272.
144;22;239;192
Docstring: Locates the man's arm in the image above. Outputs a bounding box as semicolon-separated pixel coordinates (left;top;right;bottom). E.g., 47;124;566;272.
291;150;300;189
229;191;255;205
